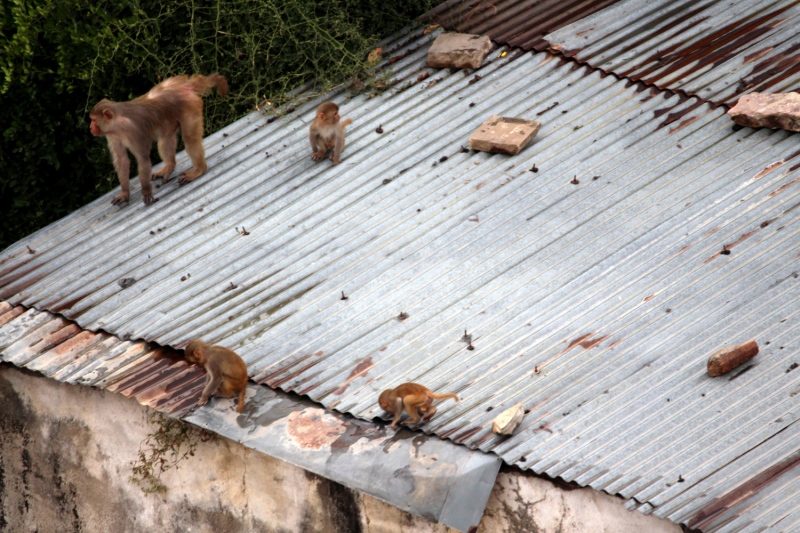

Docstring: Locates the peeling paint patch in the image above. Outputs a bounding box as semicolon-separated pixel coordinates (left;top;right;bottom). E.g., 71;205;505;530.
286;408;347;449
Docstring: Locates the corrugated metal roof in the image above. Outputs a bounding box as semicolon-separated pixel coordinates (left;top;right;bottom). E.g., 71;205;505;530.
3;22;800;532
543;0;800;105
423;0;625;51
0;300;501;532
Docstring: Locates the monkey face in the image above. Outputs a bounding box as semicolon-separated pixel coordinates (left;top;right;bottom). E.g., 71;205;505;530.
89;103;114;136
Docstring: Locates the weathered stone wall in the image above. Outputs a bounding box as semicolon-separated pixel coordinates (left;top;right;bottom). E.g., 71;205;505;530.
0;365;680;533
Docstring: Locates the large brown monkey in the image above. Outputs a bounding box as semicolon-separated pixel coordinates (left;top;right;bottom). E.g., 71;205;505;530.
378;383;459;429
308;102;352;165
90;74;228;205
184;340;248;412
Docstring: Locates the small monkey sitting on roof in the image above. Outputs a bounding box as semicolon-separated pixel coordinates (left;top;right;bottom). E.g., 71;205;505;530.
309;102;352;165
185;340;248;412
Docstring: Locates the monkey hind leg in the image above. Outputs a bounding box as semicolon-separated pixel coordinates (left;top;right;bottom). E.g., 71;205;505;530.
178;119;208;184
402;398;423;425
152;132;178;183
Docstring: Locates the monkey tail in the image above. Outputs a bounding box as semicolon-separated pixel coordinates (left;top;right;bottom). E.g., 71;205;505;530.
236;386;246;413
341;118;352;130
188;73;229;98
429;392;459;402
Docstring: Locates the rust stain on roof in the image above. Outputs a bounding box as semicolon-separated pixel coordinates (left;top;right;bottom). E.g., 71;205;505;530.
669;116;700;134
452;426;482;443
768;176;800;197
704;228;761;264
753;161;786;180
743;47;775;64
0;303;24;326
333;356;375;395
560;333;610;354
689;446;800;530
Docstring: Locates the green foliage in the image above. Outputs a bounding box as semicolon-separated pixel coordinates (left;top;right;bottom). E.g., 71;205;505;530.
0;0;434;249
129;411;216;494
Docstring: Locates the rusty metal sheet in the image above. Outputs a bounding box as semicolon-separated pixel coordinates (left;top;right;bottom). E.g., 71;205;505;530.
544;0;800;105
0;302;204;416
424;0;625;51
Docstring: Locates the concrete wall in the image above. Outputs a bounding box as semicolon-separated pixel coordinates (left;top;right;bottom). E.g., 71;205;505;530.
0;365;680;533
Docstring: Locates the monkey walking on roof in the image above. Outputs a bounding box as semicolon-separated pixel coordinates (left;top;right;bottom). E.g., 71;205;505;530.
378;383;459;429
89;74;228;205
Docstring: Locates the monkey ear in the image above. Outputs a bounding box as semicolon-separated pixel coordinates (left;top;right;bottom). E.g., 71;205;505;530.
317;112;326;121
103;109;113;120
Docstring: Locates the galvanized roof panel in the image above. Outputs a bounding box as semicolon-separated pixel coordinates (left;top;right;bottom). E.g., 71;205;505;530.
3;26;800;532
544;0;800;105
0;301;500;532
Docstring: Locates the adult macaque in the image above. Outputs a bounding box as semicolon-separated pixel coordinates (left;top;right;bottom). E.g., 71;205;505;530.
89;73;228;205
309;102;352;165
184;340;248;412
378;382;459;429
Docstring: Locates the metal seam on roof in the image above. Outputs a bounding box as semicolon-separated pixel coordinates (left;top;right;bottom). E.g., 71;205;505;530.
2;19;800;532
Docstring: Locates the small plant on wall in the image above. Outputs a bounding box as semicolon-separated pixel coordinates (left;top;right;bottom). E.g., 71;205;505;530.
129;411;216;494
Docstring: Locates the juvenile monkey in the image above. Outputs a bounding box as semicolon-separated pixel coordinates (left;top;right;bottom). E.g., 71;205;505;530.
184;340;248;412
308;102;352;165
89;73;228;205
378;382;459;429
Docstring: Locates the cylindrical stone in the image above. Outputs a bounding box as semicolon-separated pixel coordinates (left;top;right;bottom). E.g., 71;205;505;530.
707;340;759;377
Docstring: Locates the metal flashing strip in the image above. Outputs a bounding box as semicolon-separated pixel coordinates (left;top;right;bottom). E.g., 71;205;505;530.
185;385;501;532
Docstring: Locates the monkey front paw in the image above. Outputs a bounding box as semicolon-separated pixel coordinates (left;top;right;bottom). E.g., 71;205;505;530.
197;397;209;407
111;192;130;205
311;151;326;161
